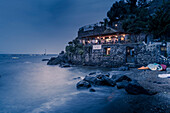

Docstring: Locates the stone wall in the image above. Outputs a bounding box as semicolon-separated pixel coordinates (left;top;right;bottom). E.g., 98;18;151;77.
135;44;160;65
67;43;169;67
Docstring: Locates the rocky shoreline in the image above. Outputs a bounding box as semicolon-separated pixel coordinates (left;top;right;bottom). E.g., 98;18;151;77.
46;52;170;112
46;52;170;95
76;70;164;95
75;69;170;113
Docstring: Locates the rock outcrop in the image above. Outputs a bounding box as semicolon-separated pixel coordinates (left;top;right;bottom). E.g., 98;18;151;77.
47;51;69;66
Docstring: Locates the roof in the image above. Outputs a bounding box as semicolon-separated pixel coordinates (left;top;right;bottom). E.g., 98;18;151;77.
103;27;119;34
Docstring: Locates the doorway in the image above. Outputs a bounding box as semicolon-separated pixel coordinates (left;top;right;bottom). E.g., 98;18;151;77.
126;47;135;63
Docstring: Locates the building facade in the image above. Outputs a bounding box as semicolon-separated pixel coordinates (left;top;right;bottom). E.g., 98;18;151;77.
67;23;169;67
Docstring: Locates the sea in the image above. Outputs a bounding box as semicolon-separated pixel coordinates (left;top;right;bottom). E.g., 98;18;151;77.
0;54;125;113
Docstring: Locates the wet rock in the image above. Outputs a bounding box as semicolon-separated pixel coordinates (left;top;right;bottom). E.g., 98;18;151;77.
84;74;116;87
116;80;129;89
42;59;49;61
89;88;96;92
73;77;82;80
47;52;68;65
76;80;91;89
95;74;116;86
153;81;162;84
89;72;96;75
118;66;129;71
111;74;122;80
104;73;110;77
60;63;71;68
115;75;132;82
125;80;150;95
84;75;98;84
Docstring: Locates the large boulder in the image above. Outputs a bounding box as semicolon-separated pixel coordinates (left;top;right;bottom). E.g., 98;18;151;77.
125;80;149;95
96;74;116;86
85;75;115;86
83;74;116;87
115;75;132;82
76;80;91;89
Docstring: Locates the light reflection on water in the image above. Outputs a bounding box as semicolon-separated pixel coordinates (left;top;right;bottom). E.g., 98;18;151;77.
0;55;123;113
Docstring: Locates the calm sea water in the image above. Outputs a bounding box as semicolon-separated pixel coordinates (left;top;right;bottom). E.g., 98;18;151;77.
0;54;124;113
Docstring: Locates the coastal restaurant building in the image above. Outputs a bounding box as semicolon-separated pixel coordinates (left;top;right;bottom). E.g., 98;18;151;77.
73;23;169;67
78;24;132;55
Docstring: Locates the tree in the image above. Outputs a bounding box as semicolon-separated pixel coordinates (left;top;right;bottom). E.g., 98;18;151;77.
107;1;128;22
103;18;109;26
126;0;137;13
147;4;170;41
126;0;137;7
122;4;149;33
107;0;139;23
138;0;147;7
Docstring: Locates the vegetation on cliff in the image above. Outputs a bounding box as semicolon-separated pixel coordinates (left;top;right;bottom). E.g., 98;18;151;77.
66;39;92;56
107;0;170;41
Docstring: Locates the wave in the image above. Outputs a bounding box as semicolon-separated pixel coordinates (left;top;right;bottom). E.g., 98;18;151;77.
31;92;81;113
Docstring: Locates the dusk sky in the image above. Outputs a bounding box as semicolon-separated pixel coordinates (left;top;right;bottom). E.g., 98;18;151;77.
0;0;118;54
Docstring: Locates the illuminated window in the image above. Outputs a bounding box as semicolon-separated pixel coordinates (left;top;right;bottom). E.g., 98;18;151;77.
95;40;98;43
104;48;111;55
121;37;125;41
82;40;85;45
107;48;111;55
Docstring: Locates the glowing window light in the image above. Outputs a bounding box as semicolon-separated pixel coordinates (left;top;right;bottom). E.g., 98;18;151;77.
115;24;118;27
107;48;111;55
121;37;125;41
123;34;126;37
82;40;85;44
106;39;109;42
